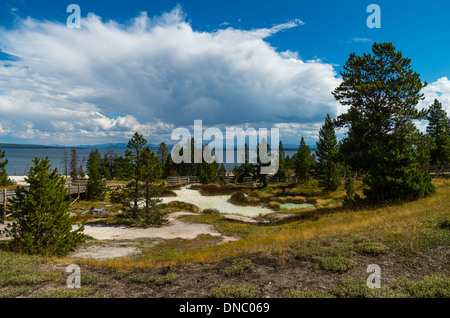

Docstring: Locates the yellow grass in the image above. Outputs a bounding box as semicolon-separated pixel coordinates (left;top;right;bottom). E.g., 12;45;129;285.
70;179;450;269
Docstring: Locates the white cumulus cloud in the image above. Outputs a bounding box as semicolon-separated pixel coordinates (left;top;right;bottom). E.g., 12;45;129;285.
0;6;342;145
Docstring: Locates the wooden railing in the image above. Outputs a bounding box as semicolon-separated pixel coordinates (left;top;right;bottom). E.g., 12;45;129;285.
1;181;88;223
166;176;199;185
419;165;450;178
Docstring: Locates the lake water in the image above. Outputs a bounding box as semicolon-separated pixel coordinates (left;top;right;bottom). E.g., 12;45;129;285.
1;147;298;176
2;148;126;176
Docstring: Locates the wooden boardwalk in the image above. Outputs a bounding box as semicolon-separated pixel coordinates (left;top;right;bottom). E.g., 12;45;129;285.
419;165;450;178
1;181;87;223
167;176;199;185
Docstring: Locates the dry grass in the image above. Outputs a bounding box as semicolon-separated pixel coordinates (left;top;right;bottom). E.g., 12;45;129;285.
73;179;449;269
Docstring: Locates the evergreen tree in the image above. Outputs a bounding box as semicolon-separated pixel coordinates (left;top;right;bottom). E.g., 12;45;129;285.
6;157;85;256
113;156;133;180
86;150;107;201
101;154;112;180
273;141;287;180
0;149;12;186
157;142;169;177
333;42;435;202
125;132;147;212
218;163;226;184
138;146;163;224
199;144;219;184
78;164;85;179
164;153;176;177
414;132;434;166
295;136;313;182
189;138;201;176
426;99;450;165
344;174;356;203
78;157;86;179
235;143;256;183
315;114;342;191
105;144;117;179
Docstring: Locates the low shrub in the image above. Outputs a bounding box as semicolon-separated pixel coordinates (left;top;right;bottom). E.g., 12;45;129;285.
357;242;389;256
166;201;200;213
329;279;373;298
406;275;450;298
203;208;220;215
224;260;254;277
228;192;260;206
268;201;281;211
437;217;450;230
318;256;356;273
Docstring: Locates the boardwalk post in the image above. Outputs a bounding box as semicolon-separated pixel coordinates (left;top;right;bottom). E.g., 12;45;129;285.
2;188;6;224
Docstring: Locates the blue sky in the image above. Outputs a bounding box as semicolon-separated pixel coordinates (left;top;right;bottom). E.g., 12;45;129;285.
0;0;449;146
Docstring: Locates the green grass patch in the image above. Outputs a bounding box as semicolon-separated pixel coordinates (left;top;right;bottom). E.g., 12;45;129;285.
438;218;450;230
224;260;254;277
318;256;356;273
0;287;29;298
0;251;61;286
357;242;389;256
406;275;450;298
329;279;376;298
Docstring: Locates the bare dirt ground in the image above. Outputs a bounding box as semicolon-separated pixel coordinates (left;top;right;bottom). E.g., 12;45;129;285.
2;210;448;298
1;212;239;258
67;212;238;260
59;246;450;298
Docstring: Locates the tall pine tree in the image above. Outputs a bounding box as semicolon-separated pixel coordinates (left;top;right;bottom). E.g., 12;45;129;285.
273;141;287;180
315;114;342;191
6;157;85;256
295;136;313;182
138;146;164;224
333;42;434;202
157;142;169;177
426;99;450;165
125;132;147;213
86;149;107;201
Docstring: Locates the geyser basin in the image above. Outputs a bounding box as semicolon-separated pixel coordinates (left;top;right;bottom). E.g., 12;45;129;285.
160;187;272;217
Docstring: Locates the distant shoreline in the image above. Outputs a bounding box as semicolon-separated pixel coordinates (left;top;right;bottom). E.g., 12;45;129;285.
0;143;61;149
0;143;313;151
